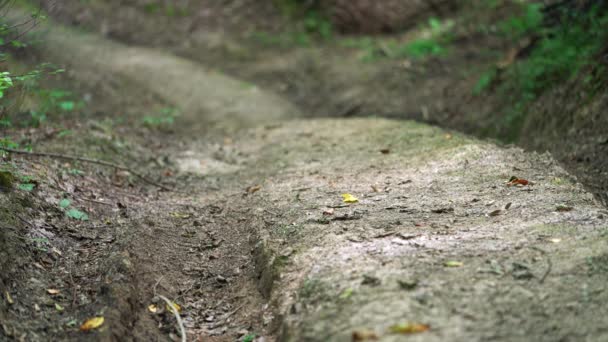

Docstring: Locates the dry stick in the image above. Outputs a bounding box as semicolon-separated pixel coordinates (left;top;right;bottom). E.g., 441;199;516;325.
0;147;172;191
531;246;552;284
157;294;187;342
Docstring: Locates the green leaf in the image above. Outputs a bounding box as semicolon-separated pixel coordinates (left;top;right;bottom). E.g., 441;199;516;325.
57;130;73;138
68;168;84;176
243;334;256;342
59;199;71;209
59;101;75;111
444;261;464;268
339;287;354;299
66;208;88;221
18;183;35;191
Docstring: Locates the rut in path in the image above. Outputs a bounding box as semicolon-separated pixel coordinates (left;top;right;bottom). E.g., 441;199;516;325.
7;9;608;342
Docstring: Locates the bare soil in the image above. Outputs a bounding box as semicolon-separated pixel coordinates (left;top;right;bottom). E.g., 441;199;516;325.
1;2;608;342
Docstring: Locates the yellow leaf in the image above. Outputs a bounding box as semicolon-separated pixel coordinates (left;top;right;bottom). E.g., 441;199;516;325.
342;193;359;203
148;304;158;313
444;261;464;267
170;212;191;219
47;289;61;295
166;301;182;313
55;303;64;312
389;322;430;334
80;317;105;331
5;291;13;305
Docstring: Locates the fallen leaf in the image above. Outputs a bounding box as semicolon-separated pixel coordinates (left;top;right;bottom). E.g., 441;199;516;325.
380;148;391;154
507;176;530;186
55;303;64;312
166;301;182;313
352;329;380;341
504;202;512;210
148;304;158;313
80;317;104;331
549;238;562;244
556;205;574;212
370;184;380;193
342;193;359;204
489;209;502;217
170;212;191;219
388;322;430;334
47;289;60;295
497;47;519;69
59;199;71;209
5;291;13;305
444;261;464;267
444;133;452;140
66;208;89;221
246;185;262;194
432;207;454;214
339;288;354;300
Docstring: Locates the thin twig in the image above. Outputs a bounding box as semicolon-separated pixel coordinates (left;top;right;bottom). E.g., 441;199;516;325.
74;195;113;206
0;147;172;191
204;305;244;329
531;246;552;284
153;276;165;296
157;294;187;342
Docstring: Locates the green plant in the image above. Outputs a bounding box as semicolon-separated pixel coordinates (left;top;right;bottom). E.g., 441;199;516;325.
59;198;89;221
142;107;179;128
499;3;543;39
474;5;608;141
242;334;256;342
345;17;453;62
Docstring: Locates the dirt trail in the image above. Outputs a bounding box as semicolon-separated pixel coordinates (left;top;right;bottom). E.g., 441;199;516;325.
12;10;299;133
3;10;608;342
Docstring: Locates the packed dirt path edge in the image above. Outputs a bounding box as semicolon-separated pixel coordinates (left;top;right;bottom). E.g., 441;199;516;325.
4;8;608;342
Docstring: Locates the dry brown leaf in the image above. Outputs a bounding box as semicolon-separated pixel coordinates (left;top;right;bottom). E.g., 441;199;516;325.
47;289;60;295
352;329;380;341
489;210;502;217
507;177;530;186
246;185;262;194
497;47;519;69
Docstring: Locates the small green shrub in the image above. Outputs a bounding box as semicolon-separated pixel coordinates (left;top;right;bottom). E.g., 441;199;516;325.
142;107;179;128
344;17;452;62
500;3;544;39
474;4;608;141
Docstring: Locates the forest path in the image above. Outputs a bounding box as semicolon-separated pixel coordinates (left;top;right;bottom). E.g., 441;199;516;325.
5;9;608;342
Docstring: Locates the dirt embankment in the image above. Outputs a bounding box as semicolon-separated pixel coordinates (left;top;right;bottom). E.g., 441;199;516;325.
1;3;608;342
